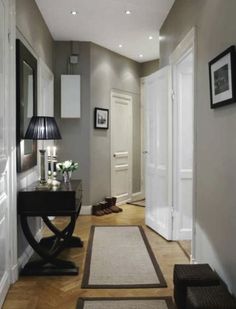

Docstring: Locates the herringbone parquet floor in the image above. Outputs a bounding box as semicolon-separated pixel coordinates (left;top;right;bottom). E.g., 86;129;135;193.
3;205;189;309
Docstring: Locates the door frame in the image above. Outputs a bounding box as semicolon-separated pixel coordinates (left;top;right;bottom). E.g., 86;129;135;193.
110;90;133;205
169;28;197;261
0;1;17;306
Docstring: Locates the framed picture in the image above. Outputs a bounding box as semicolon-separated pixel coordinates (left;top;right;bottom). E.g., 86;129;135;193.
209;45;236;108
94;108;109;129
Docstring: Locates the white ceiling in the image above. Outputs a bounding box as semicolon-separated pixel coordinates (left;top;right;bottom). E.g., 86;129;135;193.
35;0;175;63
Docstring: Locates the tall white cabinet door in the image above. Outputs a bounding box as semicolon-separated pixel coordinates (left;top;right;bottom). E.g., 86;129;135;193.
0;0;10;306
111;91;132;204
145;66;173;240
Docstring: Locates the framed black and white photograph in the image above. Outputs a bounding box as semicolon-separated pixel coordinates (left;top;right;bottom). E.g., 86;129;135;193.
209;45;236;108
94;108;109;129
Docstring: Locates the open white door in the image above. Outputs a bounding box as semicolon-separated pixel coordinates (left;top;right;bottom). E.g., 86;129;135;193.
0;0;11;305
172;50;194;240
111;91;132;205
145;67;173;240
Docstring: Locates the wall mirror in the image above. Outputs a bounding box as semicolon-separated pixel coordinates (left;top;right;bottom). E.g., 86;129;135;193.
16;39;37;172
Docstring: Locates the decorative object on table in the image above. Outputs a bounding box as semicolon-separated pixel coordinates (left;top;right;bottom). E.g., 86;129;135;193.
47;146;59;186
24;116;61;189
94;108;109;129
209;45;236;108
16;39;38;172
56;160;79;183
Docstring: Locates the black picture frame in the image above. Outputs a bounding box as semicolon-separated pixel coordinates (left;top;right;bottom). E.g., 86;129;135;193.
209;45;236;108
16;39;38;172
94;108;109;129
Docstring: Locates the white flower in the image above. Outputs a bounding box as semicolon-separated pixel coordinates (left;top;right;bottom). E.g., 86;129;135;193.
63;160;72;169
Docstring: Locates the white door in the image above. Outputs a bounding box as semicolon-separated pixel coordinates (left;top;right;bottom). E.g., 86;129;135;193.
0;0;10;306
111;91;132;205
173;50;194;240
145;67;173;240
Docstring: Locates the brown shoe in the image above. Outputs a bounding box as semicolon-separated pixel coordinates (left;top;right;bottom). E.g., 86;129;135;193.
112;196;123;212
105;197;120;213
92;204;105;216
99;201;112;214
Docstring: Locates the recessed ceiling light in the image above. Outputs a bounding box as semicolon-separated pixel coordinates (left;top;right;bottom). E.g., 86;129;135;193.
118;44;123;48
139;54;143;58
148;36;153;40
71;11;78;15
125;10;131;15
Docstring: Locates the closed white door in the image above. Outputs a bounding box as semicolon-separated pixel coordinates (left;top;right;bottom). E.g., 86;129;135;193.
111;91;132;204
145;67;173;240
0;0;10;305
173;50;194;240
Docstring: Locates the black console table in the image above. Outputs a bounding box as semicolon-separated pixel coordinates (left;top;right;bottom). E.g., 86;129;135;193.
18;180;83;276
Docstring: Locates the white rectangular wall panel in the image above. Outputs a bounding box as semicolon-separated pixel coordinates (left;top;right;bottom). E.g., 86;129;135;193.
61;75;81;118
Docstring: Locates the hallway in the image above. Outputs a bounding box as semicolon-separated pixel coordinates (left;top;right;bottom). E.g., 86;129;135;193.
4;205;188;309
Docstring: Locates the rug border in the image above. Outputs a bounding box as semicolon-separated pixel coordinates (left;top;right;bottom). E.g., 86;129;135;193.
77;296;176;309
81;225;167;289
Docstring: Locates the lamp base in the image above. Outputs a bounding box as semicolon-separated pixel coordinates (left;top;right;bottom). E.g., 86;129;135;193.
36;181;50;191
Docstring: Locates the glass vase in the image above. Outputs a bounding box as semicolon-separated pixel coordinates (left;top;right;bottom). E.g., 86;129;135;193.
63;171;72;183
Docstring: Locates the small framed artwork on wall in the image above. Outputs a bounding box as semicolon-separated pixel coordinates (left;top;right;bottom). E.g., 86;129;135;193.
209;45;236;108
94;108;109;129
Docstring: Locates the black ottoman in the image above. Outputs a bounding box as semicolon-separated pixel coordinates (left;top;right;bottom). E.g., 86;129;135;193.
174;264;220;309
186;285;236;309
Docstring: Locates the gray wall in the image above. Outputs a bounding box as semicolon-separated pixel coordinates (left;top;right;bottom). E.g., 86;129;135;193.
90;43;141;204
16;0;54;70
160;0;236;294
54;42;141;205
54;42;91;204
140;59;159;77
16;0;54;258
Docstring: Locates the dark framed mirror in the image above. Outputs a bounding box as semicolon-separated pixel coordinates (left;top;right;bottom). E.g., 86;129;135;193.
16;39;37;172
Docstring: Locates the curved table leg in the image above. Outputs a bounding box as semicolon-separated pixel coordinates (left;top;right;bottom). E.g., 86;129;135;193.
42;216;83;248
20;215;79;276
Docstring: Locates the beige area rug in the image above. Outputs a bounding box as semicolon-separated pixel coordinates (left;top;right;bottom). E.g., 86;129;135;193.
81;225;167;288
77;297;176;309
127;199;145;207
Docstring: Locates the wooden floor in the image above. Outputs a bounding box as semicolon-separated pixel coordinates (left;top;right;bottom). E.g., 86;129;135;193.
3;205;189;309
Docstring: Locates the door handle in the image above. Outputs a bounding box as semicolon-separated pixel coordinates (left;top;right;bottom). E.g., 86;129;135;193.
143;151;148;154
113;154;117;158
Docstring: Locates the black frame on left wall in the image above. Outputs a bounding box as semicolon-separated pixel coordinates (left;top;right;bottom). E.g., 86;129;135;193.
16;39;38;172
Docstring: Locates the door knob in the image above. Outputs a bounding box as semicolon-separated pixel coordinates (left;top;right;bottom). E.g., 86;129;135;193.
113;154;117;157
143;151;148;154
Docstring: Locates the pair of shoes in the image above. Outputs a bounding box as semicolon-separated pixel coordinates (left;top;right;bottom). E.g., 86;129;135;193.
105;197;123;213
92;201;113;216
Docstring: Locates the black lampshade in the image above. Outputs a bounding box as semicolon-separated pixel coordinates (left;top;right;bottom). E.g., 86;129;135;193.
24;116;62;140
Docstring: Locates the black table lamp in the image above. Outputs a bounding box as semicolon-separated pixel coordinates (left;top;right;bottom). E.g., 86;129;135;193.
24;116;62;189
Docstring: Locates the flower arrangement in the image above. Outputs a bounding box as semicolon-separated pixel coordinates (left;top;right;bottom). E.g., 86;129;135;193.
56;160;79;173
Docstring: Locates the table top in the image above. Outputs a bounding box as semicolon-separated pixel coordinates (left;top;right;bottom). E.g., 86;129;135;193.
18;179;82;216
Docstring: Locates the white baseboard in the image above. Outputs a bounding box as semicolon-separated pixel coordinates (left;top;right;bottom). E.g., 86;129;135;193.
80;205;92;215
131;192;144;202
190;256;198;264
18;228;43;271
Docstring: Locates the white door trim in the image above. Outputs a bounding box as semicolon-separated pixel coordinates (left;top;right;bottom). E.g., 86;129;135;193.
169;27;197;258
110;90;133;204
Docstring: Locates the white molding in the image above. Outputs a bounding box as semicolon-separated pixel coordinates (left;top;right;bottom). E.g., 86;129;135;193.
80;205;92;215
18;229;42;271
10;263;18;283
131;191;144;202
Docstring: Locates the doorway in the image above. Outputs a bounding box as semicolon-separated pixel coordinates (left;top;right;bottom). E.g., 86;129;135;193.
110;91;133;205
144;29;196;253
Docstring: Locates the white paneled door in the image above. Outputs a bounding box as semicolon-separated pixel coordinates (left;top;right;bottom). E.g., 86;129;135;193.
111;91;132;204
172;50;194;240
0;0;10;306
145;67;173;240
